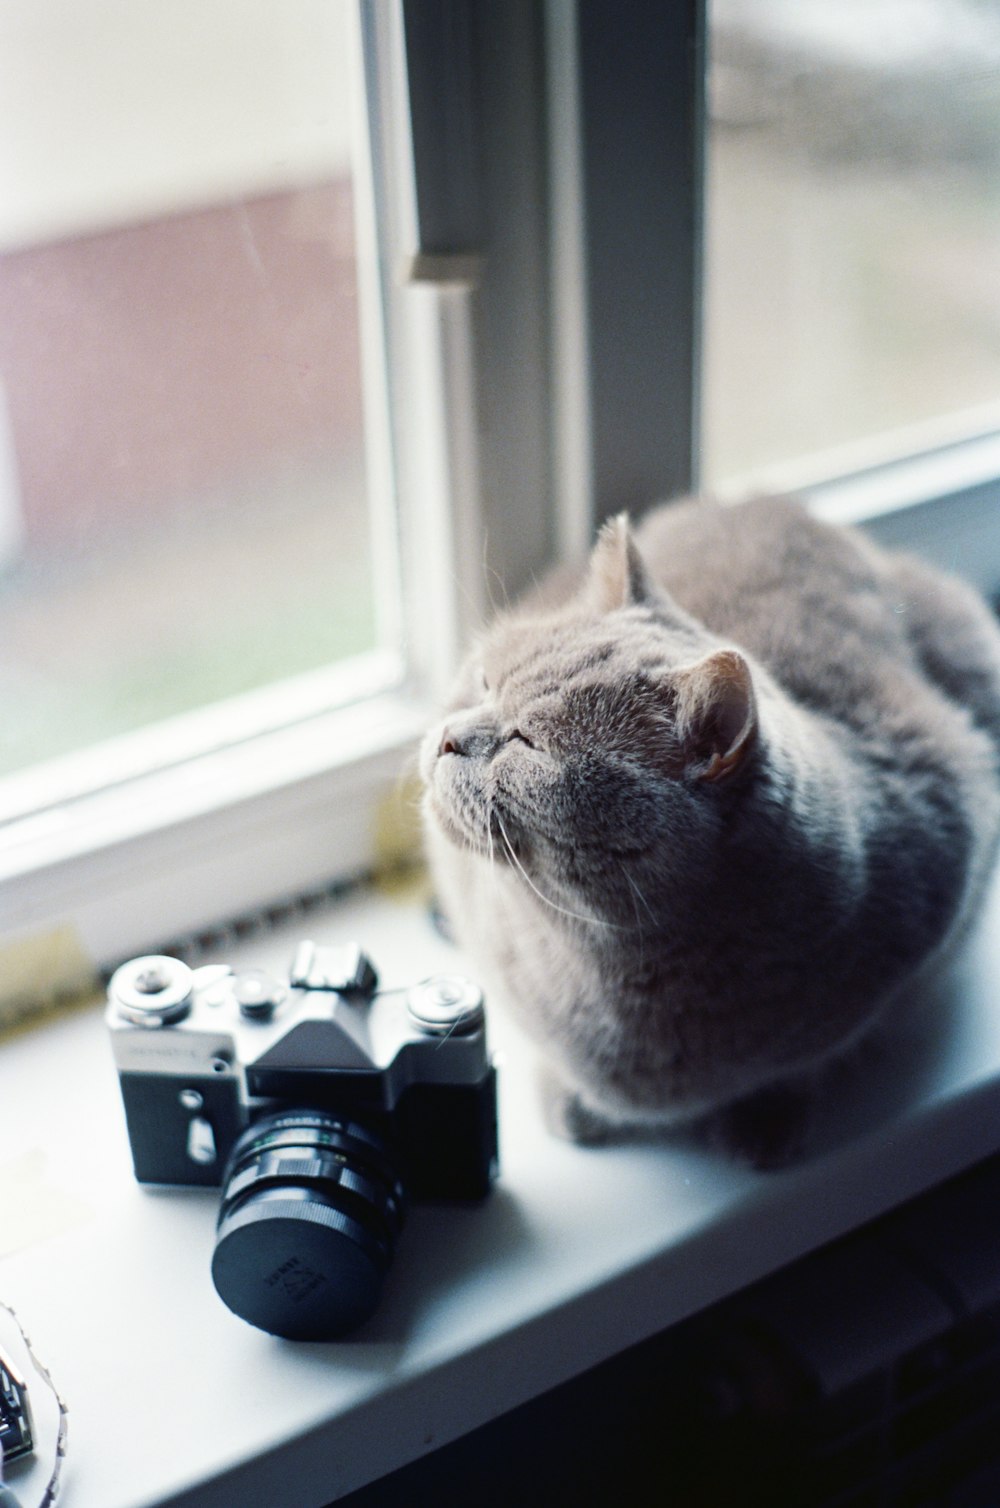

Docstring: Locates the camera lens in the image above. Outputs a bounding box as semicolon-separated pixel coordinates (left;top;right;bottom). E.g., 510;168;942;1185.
211;1110;405;1340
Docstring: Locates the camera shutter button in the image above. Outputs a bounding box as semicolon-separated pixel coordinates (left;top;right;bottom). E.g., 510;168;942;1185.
233;970;285;1020
407;975;484;1035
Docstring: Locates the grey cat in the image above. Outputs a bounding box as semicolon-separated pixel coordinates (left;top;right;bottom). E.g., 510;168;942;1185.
420;497;1000;1165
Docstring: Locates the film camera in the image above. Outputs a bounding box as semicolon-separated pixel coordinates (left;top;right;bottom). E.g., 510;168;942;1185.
106;941;498;1340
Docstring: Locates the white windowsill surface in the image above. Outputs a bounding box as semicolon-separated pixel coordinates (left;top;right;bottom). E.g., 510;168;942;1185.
4;867;1000;1508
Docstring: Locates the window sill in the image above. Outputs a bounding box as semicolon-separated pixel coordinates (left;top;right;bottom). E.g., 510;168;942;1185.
4;867;1000;1506
750;425;1000;598
0;681;430;975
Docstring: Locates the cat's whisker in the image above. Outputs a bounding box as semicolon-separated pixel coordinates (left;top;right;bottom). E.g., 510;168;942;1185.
478;527;513;618
485;797;501;888
494;812;622;933
621;863;657;928
623;868;644;968
619;863;652;966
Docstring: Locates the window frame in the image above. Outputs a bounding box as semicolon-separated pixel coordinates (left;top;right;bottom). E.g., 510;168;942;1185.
2;0;1000;986
0;0;556;976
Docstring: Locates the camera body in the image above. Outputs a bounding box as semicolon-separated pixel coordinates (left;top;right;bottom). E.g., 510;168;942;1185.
106;941;498;1201
106;941;498;1339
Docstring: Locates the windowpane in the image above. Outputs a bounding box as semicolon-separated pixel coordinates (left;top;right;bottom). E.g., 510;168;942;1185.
704;0;1000;487
0;1;381;781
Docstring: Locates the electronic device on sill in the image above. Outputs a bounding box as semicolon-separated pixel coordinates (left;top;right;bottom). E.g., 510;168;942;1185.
105;940;499;1342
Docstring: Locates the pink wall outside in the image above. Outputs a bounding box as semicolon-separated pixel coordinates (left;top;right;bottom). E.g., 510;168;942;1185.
0;178;363;544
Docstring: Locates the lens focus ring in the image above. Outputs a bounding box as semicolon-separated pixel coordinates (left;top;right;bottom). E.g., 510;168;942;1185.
211;1110;406;1340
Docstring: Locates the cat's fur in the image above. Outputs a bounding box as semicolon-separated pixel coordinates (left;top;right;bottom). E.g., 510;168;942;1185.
420;496;1000;1163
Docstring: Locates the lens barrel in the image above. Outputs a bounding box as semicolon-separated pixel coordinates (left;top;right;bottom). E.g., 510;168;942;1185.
211;1110;405;1340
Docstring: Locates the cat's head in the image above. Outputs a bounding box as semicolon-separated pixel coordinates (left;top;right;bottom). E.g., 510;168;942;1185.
421;515;759;926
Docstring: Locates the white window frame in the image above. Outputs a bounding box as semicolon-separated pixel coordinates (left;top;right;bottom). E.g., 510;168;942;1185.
2;0;999;983
0;1;555;975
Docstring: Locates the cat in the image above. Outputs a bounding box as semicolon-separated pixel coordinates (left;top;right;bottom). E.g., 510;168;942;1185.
420;496;1000;1165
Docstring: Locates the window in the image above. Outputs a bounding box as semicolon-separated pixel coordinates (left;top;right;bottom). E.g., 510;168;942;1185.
2;0;1000;991
0;1;388;784
704;0;1000;489
700;0;1000;603
0;2;553;975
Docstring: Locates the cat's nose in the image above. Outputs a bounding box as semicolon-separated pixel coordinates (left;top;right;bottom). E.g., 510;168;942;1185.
438;718;496;759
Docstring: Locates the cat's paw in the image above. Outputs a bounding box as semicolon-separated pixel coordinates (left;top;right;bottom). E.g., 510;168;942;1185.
538;1068;615;1145
706;1084;811;1170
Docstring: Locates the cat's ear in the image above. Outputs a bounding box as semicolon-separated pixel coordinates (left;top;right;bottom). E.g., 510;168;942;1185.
585;513;657;612
673;649;757;781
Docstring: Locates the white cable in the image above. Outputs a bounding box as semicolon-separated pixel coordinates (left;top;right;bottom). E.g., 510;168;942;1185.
0;1305;66;1508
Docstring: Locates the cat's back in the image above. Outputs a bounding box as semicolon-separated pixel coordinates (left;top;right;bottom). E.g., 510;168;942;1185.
636;495;1000;747
636;495;889;648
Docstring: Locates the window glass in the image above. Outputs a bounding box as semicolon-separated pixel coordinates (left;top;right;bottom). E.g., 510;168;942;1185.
0;1;380;781
704;0;1000;487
